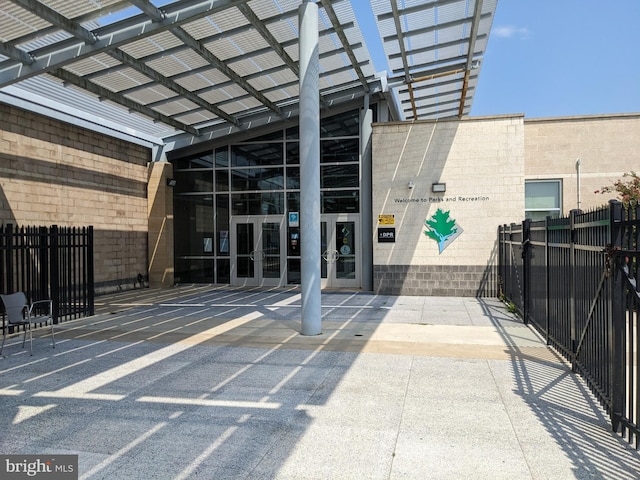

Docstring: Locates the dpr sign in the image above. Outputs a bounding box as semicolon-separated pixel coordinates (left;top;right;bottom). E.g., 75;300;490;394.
378;228;395;243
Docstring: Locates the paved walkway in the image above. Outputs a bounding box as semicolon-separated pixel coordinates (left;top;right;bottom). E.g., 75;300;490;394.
1;286;639;479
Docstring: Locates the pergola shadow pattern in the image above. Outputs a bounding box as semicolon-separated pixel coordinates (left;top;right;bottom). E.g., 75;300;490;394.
0;286;638;479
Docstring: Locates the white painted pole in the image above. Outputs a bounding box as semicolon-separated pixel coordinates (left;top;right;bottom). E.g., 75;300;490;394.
360;103;373;292
576;158;581;211
299;0;321;335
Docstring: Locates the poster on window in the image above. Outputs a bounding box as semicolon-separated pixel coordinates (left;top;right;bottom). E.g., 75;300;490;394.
203;237;213;253
219;231;229;253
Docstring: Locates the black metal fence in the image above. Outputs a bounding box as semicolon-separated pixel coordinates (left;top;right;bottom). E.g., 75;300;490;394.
499;200;640;448
1;224;94;326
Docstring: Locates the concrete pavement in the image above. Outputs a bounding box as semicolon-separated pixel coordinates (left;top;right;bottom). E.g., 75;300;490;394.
0;285;639;479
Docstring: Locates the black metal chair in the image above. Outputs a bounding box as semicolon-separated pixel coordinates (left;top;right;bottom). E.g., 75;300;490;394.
0;292;56;355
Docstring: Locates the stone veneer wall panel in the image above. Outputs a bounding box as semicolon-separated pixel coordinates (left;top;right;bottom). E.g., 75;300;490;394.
0;103;150;293
372;115;525;297
147;162;174;288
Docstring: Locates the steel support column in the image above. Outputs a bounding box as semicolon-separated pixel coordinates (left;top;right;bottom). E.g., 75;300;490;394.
299;0;321;335
360;103;373;292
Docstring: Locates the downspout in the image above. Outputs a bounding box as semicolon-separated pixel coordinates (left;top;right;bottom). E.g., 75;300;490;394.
576;158;581;211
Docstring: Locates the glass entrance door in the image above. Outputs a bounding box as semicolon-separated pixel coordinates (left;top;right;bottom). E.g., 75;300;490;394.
231;216;285;287
321;214;360;289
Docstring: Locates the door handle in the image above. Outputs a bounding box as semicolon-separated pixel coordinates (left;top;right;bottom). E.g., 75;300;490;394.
322;250;339;263
249;250;264;261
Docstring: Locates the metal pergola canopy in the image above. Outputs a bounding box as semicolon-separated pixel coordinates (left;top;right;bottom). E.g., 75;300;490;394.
0;0;498;151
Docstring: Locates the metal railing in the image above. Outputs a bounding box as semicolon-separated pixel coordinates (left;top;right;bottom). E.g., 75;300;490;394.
0;224;94;326
499;200;640;448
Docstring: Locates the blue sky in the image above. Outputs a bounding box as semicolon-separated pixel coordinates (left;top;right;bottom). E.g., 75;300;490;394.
356;0;640;119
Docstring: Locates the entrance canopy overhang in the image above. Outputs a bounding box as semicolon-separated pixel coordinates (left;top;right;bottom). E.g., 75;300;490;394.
0;0;497;152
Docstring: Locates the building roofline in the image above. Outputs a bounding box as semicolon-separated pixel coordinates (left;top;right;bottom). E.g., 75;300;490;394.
372;113;525;126
524;112;640;123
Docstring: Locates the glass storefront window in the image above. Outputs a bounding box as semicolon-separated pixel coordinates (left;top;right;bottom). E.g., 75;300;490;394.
286;126;299;140
287;226;300;256
287;192;300;212
216;258;230;283
322;138;359;163
174;195;214;256
231;192;284;215
286;142;299;164
321;110;359;137
287;258;301;284
175;257;214;283
321;164;359;188
215;170;229;192
216;194;230;256
214;147;228;167
286;167;300;189
171;108;362;286
322;191;359;213
231;167;284;191
173;170;213;193
231;144;284;166
172;153;213;169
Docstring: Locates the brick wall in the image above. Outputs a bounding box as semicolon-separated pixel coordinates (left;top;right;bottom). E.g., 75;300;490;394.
524;113;640;213
371;115;525;297
0;103;151;293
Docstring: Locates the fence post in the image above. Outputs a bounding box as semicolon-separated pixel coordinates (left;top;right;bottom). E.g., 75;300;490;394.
569;209;578;373
609;200;625;433
522;219;531;325
50;225;59;323
544;215;550;344
87;226;94;316
498;225;505;298
0;225;6;293
38;226;49;300
5;224;14;293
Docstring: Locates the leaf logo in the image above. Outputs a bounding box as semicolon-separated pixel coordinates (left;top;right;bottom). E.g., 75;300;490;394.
424;208;463;253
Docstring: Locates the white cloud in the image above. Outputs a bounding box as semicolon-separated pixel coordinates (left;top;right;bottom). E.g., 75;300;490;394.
493;25;530;39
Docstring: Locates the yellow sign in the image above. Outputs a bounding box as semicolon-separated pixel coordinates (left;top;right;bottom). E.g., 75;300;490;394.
378;214;395;225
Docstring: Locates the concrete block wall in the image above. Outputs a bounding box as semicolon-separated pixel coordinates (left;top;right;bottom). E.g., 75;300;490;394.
0;103;150;293
525;113;640;213
371;115;525;297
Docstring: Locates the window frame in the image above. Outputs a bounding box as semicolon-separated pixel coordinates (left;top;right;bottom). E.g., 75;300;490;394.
525;179;562;221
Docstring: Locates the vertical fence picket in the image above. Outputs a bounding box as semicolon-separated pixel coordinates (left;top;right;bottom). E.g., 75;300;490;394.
522;219;531;325
50;225;60;323
610;200;624;434
88;226;95;316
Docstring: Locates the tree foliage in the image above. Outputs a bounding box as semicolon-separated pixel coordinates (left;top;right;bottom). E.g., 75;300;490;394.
595;171;640;207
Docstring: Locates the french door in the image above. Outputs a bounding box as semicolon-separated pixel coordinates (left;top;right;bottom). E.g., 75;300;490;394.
230;216;286;287
321;214;360;289
230;214;360;289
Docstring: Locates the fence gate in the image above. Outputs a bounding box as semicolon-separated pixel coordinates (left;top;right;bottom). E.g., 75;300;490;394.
498;200;640;449
498;222;525;315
